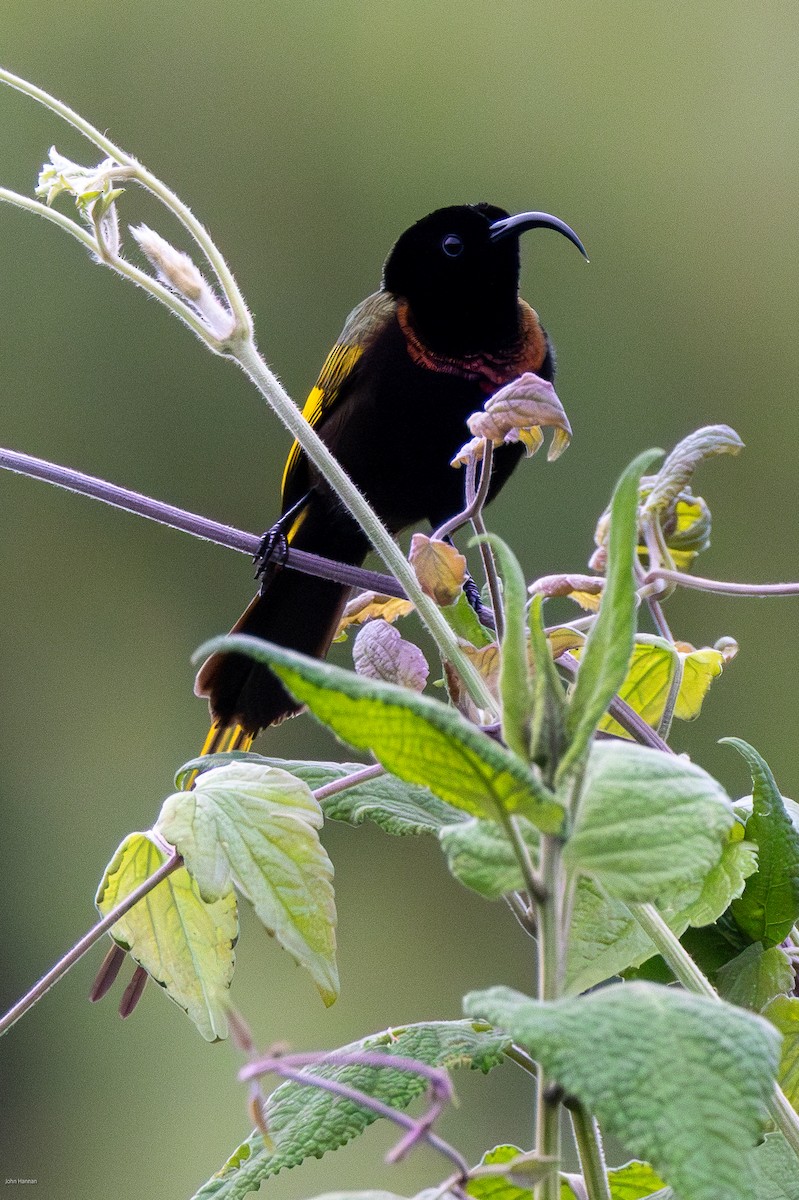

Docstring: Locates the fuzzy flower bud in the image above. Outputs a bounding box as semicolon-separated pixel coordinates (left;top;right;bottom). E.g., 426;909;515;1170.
130;224;235;341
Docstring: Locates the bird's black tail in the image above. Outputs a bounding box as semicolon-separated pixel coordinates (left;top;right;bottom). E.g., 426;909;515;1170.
194;494;369;740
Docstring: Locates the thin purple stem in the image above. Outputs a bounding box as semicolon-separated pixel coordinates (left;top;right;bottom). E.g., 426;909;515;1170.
239;1053;467;1176
645;566;799;597
312;763;386;803
0;447;406;597
0;852;182;1037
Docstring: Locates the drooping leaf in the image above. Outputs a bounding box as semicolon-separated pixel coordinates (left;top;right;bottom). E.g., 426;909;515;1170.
556;449;662;784
564;740;733;907
716;944;794;1013
439;589;495;647
465;983;779;1200
335;591;415;640
529;572;603;613
194;636;563;832
641;425;744;519
95;831;237;1041
157;762;338;1006
192;1020;510;1200
598;637;732;740
725;739;799;946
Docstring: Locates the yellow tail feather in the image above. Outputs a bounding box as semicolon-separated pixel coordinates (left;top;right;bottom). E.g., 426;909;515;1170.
183;722;255;791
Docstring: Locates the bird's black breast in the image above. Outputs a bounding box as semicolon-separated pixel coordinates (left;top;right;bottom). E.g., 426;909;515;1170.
311;314;528;532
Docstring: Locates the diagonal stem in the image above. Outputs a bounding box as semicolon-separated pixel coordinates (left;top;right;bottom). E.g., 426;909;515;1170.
0;852;182;1037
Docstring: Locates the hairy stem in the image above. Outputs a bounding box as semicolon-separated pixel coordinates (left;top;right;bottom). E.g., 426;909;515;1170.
536;834;565;1200
232;338;498;716
0;852;182;1037
645;567;799;597
566;1102;612;1200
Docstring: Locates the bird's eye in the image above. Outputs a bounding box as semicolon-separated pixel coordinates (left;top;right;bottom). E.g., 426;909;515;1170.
441;234;464;257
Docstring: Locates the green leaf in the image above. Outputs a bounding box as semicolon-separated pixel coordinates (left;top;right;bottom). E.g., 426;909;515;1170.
466;1144;554;1198
606;1160;668;1199
178;754;463;835
480;535;534;761
598;637;731;741
439;818;539;899
716;944;794;1012
528;593;567;782
95;831;237;1041
566;821;757;996
564;740;734;906
465;983;780;1200
195;636;564;833
763;995;799;1112
441;589;495;648
192;1020;510;1200
557;449;662;784
725;739;799;945
157;762;338;1005
750;1132;799;1200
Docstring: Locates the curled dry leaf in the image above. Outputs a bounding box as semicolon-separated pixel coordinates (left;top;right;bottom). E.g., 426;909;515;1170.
336;590;414;639
451;372;572;467
352;619;429;691
409;534;467;605
530;573;604;613
444;641;501;722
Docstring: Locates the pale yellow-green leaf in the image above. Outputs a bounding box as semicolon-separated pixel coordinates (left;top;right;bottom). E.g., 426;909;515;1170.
157;762;338;1005
95;831;237;1041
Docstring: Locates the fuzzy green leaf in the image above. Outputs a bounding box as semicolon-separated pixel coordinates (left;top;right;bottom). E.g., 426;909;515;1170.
192;1021;510;1200
725;739;799;945
564;740;734;906
95;831;237;1041
195;636;563;832
157;761;338;1005
557;449;662;784
439;818;539;899
750;1132;799;1199
465;983;779;1200
566;819;757;996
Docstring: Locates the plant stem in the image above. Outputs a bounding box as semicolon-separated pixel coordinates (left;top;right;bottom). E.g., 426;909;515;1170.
535;834;565;1200
313;762;385;802
644;568;799;597
0;853;181;1037
566;1102;612;1200
0;447;407;596
630;901;799;1159
232;337;498;717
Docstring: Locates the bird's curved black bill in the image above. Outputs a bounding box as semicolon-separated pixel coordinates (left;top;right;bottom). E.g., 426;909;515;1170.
489;211;589;261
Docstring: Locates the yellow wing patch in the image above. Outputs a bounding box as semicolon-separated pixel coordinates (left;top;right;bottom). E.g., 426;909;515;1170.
280;342;364;498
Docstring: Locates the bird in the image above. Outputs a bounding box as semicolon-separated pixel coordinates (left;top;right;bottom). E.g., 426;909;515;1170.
195;203;587;752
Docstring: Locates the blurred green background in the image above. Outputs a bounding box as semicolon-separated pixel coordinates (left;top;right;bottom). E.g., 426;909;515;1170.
1;2;798;1196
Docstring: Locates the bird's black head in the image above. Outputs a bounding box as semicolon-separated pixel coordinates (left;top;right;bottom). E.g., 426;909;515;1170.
382;203;586;356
